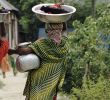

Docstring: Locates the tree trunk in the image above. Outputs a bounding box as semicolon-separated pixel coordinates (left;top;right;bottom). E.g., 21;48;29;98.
91;0;96;18
83;61;91;88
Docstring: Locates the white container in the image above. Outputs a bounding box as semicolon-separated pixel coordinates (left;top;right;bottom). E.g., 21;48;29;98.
32;4;76;23
16;54;40;72
16;42;40;72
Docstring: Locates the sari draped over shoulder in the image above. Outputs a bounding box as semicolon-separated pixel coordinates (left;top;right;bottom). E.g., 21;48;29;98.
23;37;68;100
0;40;9;63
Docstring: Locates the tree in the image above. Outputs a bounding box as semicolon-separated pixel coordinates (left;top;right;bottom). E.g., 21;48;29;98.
62;3;110;99
91;0;96;18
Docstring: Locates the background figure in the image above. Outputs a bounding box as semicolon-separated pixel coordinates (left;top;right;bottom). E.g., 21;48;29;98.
0;54;10;78
9;55;17;76
9;23;68;100
0;22;9;62
0;22;9;78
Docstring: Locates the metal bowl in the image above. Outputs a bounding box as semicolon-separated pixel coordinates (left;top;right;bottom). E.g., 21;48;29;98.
32;4;76;23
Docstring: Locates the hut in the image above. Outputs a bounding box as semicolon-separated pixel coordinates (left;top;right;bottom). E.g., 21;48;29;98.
0;0;19;49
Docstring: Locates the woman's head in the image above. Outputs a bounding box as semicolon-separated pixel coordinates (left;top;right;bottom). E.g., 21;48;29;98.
0;22;6;38
45;23;67;45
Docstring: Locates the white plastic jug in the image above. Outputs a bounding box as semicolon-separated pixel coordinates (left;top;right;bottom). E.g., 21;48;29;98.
16;54;40;72
16;42;40;72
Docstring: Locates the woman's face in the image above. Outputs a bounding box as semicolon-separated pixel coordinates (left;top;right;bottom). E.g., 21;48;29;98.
47;29;62;44
46;23;64;44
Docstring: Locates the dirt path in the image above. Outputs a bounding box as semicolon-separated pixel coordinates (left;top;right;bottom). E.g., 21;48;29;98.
0;70;27;100
0;69;69;100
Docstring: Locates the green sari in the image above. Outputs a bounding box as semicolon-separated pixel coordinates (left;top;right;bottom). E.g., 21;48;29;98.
23;37;68;100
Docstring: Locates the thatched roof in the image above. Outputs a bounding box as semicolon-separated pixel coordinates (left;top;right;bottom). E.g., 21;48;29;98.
0;0;18;11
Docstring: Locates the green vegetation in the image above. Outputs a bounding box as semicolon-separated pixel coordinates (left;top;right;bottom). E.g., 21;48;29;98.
62;3;110;99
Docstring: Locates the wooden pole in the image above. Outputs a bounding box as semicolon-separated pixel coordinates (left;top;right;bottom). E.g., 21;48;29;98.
8;13;12;48
14;16;18;46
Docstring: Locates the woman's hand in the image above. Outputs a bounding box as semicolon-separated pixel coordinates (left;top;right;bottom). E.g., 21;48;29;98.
8;49;17;55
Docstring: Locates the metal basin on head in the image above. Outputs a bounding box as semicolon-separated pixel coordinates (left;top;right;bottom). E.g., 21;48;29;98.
32;4;76;23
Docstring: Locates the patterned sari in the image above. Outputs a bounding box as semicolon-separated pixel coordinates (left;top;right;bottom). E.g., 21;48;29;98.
23;37;68;100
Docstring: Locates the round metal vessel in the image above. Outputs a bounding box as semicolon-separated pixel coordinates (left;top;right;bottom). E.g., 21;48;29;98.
32;4;76;23
16;42;40;72
16;54;40;72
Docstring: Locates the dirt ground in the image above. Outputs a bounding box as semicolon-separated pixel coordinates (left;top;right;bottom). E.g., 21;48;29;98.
0;69;69;100
0;70;27;100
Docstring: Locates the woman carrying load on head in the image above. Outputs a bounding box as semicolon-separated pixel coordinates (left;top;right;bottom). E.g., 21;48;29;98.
9;23;69;100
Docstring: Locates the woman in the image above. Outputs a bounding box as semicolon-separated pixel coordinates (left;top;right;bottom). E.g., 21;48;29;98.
9;55;17;76
0;22;9;62
0;54;10;78
0;22;10;78
9;23;68;100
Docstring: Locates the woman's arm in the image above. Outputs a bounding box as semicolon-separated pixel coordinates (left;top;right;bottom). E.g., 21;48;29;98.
8;49;17;55
8;47;34;55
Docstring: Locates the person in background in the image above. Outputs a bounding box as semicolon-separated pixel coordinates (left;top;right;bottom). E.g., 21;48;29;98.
0;22;10;78
9;55;17;76
9;23;68;100
0;54;10;78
